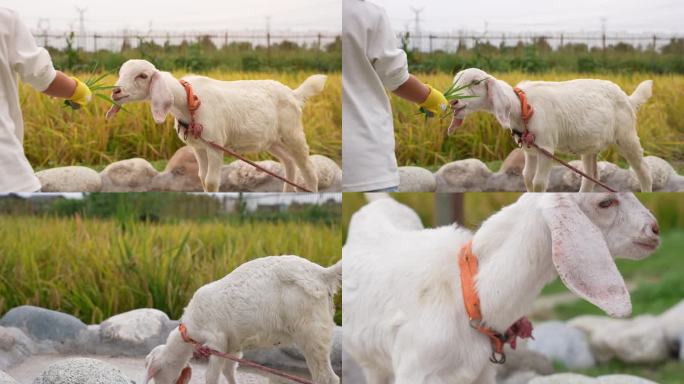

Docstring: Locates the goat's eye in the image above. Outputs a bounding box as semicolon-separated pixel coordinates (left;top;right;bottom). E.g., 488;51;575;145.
598;198;617;208
137;73;148;80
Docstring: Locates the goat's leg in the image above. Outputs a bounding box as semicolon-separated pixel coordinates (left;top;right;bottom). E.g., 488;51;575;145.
618;135;653;192
532;151;553;192
205;355;226;384
360;366;392;384
192;146;209;191
221;351;241;384
204;149;224;192
269;144;298;192
579;153;598;192
296;327;339;384
522;150;537;191
284;131;318;192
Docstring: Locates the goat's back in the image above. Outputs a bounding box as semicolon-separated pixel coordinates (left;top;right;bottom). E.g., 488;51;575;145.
181;255;334;348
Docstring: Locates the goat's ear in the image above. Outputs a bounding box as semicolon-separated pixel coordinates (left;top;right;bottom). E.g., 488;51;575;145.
144;358;160;384
540;194;631;318
149;71;173;124
176;366;192;384
487;79;511;129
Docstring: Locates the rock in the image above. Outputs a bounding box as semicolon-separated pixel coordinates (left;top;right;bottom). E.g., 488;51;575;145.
529;373;596;384
561;161;620;192
0;327;35;371
32;357;133;384
658;299;684;348
527;321;595;369
399;167;436;192
150;146;204;192
595;315;669;364
500;370;540;384
0;306;85;344
435;159;493;192
100;158;159;192
35;167;101;192
0;371;20;384
664;173;684;191
597;375;658;384
485;171;526;191
99;309;171;356
495;345;554;380
629;156;675;191
679;332;684;361
569;316;628;363
305;155;342;192
500;149;526;176
221;160;284;192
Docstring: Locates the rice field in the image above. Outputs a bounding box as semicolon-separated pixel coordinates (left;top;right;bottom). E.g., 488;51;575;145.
390;72;684;169
20;71;341;169
0;216;341;324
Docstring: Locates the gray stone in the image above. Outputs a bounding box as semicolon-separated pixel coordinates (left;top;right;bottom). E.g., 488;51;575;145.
596;375;658;384
32;358;134;384
679;332;684;361
0;327;36;371
499;148;525;176
0;306;85;344
527;321;595;369
399;166;436;192
567;315;627;363
595;315;669;364
35;167;101;192
485;171;526;191
560;161;620;192
100;158;158;192
658;299;684;348
495;345;554;380
529;373;596;384
500;370;540;384
435;159;493;192
99;309;171;356
0;371;19;384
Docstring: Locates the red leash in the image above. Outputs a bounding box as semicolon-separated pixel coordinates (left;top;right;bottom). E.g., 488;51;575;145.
512;87;617;193
178;324;315;384
178;80;313;193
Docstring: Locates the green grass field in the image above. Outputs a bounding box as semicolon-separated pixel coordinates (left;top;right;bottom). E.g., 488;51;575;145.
390;72;684;170
0;215;341;325
20;71;341;170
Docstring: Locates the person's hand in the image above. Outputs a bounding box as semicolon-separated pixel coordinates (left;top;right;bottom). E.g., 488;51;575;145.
67;76;92;107
418;84;448;115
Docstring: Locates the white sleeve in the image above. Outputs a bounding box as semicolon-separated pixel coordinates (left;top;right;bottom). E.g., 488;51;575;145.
366;8;409;91
9;12;56;92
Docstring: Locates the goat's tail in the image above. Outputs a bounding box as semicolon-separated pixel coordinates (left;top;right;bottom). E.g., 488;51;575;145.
323;259;342;292
294;74;327;103
629;80;653;110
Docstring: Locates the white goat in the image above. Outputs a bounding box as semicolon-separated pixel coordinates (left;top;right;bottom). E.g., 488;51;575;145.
447;68;653;192
145;255;341;384
343;193;660;384
106;59;326;192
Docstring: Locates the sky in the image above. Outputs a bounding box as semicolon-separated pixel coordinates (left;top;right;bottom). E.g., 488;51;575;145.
370;0;683;34
0;0;341;32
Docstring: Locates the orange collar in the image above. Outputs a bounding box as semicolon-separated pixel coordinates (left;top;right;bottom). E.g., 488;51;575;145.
179;80;201;113
458;241;507;363
512;87;534;126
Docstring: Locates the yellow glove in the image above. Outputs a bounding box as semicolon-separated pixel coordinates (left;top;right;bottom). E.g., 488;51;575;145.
418;84;448;115
68;76;92;107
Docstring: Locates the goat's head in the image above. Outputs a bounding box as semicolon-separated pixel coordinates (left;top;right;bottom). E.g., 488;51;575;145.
106;59;173;124
144;344;192;384
447;68;511;135
537;193;659;318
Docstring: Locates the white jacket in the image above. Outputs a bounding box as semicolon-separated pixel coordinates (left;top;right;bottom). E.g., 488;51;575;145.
0;7;56;192
342;0;408;191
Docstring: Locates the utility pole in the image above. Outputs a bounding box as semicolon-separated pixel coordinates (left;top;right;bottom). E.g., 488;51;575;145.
75;6;87;50
410;7;424;51
265;16;271;62
601;17;607;52
37;18;50;47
